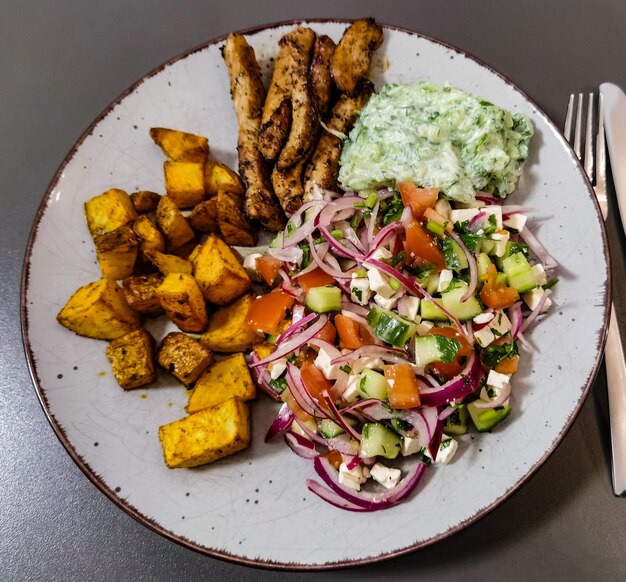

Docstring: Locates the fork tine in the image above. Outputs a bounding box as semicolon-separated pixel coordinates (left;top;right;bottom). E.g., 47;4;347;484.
584;92;595;180
574;93;583;159
596;93;607;193
564;93;575;142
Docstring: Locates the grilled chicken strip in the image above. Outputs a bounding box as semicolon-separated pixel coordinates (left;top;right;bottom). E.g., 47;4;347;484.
331;18;383;95
309;35;337;119
303;80;374;199
272;160;306;216
223;33;285;231
258;27;316;162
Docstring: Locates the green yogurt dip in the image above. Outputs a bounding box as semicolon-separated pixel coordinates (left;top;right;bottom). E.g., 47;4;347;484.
338;83;533;203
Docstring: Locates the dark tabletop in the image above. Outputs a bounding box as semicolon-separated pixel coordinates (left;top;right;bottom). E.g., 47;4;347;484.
3;0;626;580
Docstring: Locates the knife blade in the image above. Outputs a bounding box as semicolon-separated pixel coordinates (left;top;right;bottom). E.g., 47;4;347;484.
599;82;626;496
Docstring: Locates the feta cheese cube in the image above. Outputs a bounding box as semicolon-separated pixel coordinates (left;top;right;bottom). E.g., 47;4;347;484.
351;357;384;374
401;436;422;456
415;320;435;336
523;288;552;313
437;269;454;292
268;357;288;380
370;247;393;261
397;296;420;321
242;253;262;280
339;462;368;491
490;230;510;258
367;268;395;298
487;369;511;389
370;463;402;489
450;208;481;225
474;326;496;348
435;437;458;465
473;311;495;325
350;277;372;306
374;290;402;310
342;374;361;403
314;346;342;380
531;263;548;286
503;213;527;232
489;311;512;336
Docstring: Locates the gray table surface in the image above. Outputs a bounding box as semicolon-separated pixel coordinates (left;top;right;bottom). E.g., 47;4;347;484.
3;0;626;580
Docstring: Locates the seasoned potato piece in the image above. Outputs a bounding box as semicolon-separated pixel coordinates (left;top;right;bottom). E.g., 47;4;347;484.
189;199;219;234
164;161;206;208
144;249;193;275
216;191;257;246
253;342;274;361
331;18;383;95
159;397;251;468
84;189;138;237
200;294;257;352
156;273;208;333
149;127;209;163
156;195;195;250
94;224;139;280
130;190;161;214
187;353;256;413
204;160;245;197
192;234;251;305
105;329;156;390
157;332;213;386
57;279;140;340
133;215;165;260
122;273;164;316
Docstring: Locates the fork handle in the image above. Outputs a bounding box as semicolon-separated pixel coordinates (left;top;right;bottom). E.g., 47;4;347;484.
606;303;626;495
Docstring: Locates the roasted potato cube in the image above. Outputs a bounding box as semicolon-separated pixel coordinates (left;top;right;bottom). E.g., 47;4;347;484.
122;273;164;316
144;249;193;275
156;195;195;250
130;190;161;214
187;353;256;413
156;273;208;333
105;329;156;389
253;342;274;361
164;161;206;209
133;215;165;260
57;279;140;340
204;160;245;197
150;127;209;163
217;191;257;246
189;199;219;234
94;224;139;280
159;397;251;468
84;189;138;237
192;234;251;305
157;332;213;386
200;294;257;352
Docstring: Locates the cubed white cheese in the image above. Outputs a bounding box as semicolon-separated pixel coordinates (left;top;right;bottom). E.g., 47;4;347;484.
415;320;435;336
474;326;496;348
314;346;342;380
450;208;481;225
503;213;527;232
435;437;458;465
437;269;454;293
531;263;548;286
242;253;262;280
401;436;422;456
473;311;495;325
268;357;288;380
351;357;385;374
397;296;420;321
370;463;402;489
435;198;452;220
367;268;395;298
487;369;511;389
370;247;393;261
374;290;402;310
339;462;369;491
490;230;510;258
489;311;512;336
341;374;361;403
485;206;503;230
350;277;372;306
523;288;552;313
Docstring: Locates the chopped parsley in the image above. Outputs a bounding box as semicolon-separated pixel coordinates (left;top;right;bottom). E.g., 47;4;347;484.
481;341;519;367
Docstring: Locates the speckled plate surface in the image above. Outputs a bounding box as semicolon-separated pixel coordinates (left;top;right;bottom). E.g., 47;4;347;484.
21;20;609;570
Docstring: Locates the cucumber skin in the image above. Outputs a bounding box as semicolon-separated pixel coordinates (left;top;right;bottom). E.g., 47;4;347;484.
440;282;482;321
467;401;511;432
360;423;402;459
414;335;446;366
420;299;449;321
305;286;342;313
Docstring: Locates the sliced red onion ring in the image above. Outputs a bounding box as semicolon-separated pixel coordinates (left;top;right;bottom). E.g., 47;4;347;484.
315;196;365;229
331;345;409;366
366;223;403;257
250;352;280;399
400;205;414;228
520;289;552;333
448;231;478;302
285;431;319;459
293;418;331;447
419;353;484;407
365;201;381;247
308;234;354;279
334;221;365;252
438;406;457;421
519;227;558;269
318;225;365;261
306;480;373;512
282;201;325;247
341;301;370;318
276;312;317;345
508;302;523;339
420;406;442;458
501;205;531;219
517;330;532;351
265;403;295;442
251;314;328;368
345;454;361;470
326;434;360;455
473;382;512;409
397;409;431;446
278;268;301;298
468;211;486;232
322;391;362;441
475;192;499;204
269;245;303;264
286;362;331;419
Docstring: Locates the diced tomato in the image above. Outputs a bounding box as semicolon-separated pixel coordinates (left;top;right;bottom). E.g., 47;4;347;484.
398;182;439;219
295;267;335;292
281;388;313;423
495;355;520;375
404;220;446;269
313;320;337;346
325;449;343;469
480;264;520;309
428;326;473;380
335;314;376;349
246;290;294;335
385;364;422;409
429;360;462;381
429;326;473;357
300;360;334;405
256;255;282;286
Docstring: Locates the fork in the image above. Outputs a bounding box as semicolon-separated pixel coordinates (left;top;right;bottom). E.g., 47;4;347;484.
565;92;626;497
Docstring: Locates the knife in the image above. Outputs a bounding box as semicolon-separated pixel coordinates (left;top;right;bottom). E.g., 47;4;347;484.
599;82;626;496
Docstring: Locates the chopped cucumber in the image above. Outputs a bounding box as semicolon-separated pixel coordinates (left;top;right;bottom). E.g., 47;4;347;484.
360;423;402;459
476;253;494;279
426;272;440;295
440;281;482;321
414;335;461;366
502;252;537;293
367;306;417;347
318;417;357;439
357;369;388;400
269;232;284;248
305;285;342;313
496;272;508;287
427;219;445;237
481;239;495;255
467;401;511;432
443;406;469;435
443;238;469;271
420;298;449;321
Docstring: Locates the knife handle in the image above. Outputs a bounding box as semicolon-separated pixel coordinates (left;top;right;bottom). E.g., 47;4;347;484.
606;303;626;496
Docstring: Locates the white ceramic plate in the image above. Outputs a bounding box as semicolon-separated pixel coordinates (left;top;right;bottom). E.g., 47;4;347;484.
22;20;609;569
